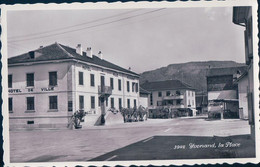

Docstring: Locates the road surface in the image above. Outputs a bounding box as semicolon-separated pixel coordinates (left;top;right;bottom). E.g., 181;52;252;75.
9;117;254;162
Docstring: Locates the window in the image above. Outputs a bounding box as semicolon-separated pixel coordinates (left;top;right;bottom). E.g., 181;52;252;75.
68;101;73;112
127;81;130;92
27;121;34;124
8;74;12;88
177;99;181;105
110;78;114;90
106;98;108;107
188;91;190;96
176;90;181;96
49;96;58;109
188;100;191;106
49;72;57;86
192;100;194;106
101;76;105;86
79;72;84;85
118;79;121;91
132;83;135;92
166;91;171;96
119;98;122;109
150;94;153;105
9;97;13;112
157;101;162;106
127;99;130;108
136;83;139;92
111;97;114;108
91;96;95;109
79;96;84;109
27;97;35;110
134;99;137;108
26;73;34;87
90;74;95;87
158;92;162;97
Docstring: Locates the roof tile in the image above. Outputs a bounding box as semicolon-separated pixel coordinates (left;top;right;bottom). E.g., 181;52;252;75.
141;79;195;91
8;43;139;76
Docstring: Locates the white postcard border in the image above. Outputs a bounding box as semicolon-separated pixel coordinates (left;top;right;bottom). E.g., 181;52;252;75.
1;0;259;166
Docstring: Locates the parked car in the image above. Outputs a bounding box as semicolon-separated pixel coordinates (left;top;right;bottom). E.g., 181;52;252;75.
208;102;222;119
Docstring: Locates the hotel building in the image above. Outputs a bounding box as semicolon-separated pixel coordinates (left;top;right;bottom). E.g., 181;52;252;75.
8;43;140;129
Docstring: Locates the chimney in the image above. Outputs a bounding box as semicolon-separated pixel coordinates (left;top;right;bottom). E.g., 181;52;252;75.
39;46;43;49
76;44;82;55
86;47;93;58
98;51;103;60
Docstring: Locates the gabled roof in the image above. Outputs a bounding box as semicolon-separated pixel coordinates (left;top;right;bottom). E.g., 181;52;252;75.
140;79;195;91
207;66;247;77
8;43;139;76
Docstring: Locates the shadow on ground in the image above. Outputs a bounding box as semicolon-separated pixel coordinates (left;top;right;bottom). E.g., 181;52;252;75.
90;135;255;161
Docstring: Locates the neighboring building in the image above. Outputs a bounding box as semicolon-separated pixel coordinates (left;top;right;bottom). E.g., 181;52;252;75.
234;72;249;119
8;43;140;129
206;66;247;119
233;6;255;138
139;87;150;108
195;91;208;115
141;80;196;116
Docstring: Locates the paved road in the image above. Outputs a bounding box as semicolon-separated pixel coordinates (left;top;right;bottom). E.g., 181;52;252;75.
9;117;253;162
91;135;255;161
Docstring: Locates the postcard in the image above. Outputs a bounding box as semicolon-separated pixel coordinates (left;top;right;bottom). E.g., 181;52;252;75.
1;0;259;166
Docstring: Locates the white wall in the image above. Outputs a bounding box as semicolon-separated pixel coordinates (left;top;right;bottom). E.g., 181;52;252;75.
74;62;140;114
8;60;140;127
147;89;196;109
238;76;248;119
139;96;148;108
185;90;196;108
8;62;71;126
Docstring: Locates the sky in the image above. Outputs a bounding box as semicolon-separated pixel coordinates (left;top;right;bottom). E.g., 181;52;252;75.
7;7;246;73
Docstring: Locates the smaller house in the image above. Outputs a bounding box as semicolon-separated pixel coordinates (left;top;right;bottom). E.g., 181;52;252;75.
206;66;247;119
141;79;196;117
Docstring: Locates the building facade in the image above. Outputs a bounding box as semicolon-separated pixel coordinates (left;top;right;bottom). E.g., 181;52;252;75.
141;80;196;116
206;66;247;119
8;43;140;129
234;72;249;119
233;6;255;138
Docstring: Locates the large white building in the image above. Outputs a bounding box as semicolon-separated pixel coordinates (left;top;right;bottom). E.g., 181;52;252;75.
8;43;140;129
141;80;196;116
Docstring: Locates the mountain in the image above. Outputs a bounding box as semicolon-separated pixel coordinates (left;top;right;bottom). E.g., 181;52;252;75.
139;61;246;92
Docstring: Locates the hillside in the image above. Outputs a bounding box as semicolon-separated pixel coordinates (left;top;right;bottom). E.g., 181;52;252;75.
140;61;246;92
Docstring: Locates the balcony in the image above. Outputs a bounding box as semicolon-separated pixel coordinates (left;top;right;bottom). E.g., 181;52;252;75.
98;86;112;96
163;94;184;100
